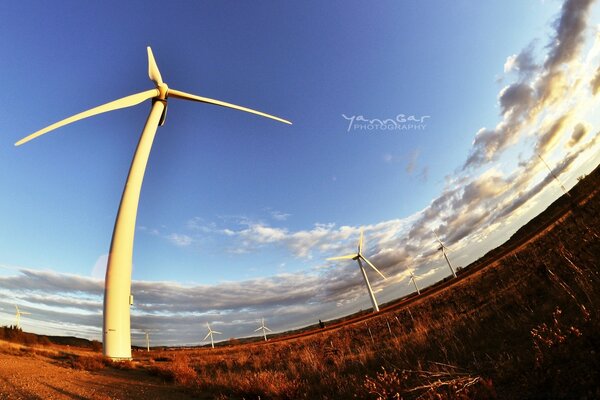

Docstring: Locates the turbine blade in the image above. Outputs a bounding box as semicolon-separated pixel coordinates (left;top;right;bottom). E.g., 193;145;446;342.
20;311;31;315
264;327;272;332
254;327;262;332
358;228;364;254
147;47;163;85
203;332;211;341
15;89;159;146
361;256;387;280
213;331;222;335
327;254;357;261
168;88;292;125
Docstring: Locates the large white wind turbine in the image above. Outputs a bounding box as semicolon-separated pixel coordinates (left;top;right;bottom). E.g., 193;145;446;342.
14;305;31;329
203;323;222;349
434;231;456;278
15;47;291;360
327;229;387;312
254;318;272;341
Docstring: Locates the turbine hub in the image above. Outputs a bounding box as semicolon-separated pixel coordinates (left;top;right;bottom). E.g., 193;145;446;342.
157;83;169;100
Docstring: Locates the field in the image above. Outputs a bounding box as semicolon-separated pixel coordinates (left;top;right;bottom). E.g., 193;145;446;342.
1;168;599;399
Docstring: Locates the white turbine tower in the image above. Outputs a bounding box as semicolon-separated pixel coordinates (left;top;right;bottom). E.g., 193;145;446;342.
14;305;31;329
254;318;272;341
145;331;150;352
327;228;387;312
15;47;291;360
203;323;222;349
409;270;421;295
434;231;456;278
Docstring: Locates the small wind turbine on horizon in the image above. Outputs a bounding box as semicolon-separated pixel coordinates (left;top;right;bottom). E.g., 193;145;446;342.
14;305;31;329
327;229;387;312
203;323;222;349
434;231;457;278
14;47;291;360
537;154;571;198
408;270;421;295
254;318;272;341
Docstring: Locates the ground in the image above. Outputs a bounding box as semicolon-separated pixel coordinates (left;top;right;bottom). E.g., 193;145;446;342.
0;349;198;400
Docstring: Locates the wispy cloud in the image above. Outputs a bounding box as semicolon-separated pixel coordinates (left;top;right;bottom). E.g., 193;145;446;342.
591;65;600;95
167;233;194;247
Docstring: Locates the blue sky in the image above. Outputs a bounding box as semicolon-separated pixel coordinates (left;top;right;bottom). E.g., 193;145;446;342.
1;1;599;345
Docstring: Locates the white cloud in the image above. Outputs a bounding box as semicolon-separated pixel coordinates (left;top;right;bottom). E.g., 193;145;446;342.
167;233;194;247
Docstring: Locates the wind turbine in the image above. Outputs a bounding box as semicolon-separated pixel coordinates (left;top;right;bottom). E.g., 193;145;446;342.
254;318;272;341
15;47;291;360
327;229;387;312
14;305;31;330
434;231;456;278
537;154;571;198
203;323;222;349
408;270;421;295
145;331;150;352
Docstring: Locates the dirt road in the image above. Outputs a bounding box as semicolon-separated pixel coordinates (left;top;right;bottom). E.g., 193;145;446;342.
0;352;198;400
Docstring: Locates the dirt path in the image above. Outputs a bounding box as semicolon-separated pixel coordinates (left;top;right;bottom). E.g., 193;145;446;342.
0;353;199;400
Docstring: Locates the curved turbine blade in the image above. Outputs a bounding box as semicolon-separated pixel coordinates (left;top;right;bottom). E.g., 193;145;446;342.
147;47;163;86
360;255;387;280
15;89;159;146
168;88;292;125
327;254;357;261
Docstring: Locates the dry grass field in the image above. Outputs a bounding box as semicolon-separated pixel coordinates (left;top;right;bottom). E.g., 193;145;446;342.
1;168;599;399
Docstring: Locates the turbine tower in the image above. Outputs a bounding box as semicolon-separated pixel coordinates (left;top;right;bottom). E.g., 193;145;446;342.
409;270;420;295
15;47;291;360
254;318;272;341
434;231;456;278
203;323;222;349
14;305;31;329
327;229;387;312
145;331;150;352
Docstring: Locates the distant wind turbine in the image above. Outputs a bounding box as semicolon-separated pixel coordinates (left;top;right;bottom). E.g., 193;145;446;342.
434;231;456;278
409;270;421;295
327;228;387;312
537;154;571;198
145;331;150;352
204;323;222;349
255;318;272;341
14;305;31;329
15;47;291;360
